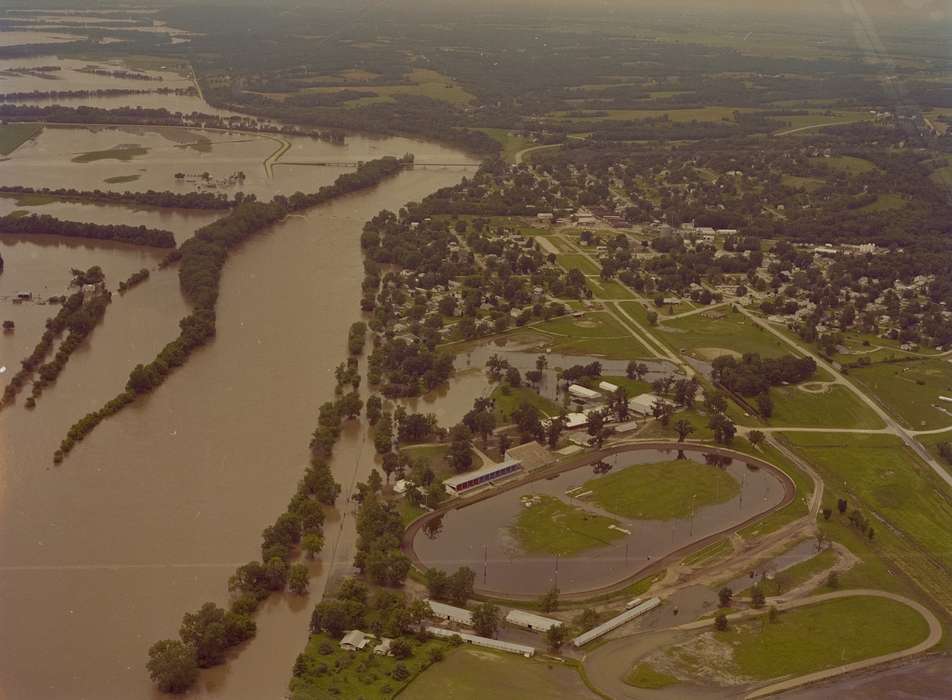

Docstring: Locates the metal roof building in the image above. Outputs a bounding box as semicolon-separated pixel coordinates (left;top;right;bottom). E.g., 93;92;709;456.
571;597;662;648
426;627;535;657
443;457;522;496
569;384;601;401
425;600;473;626
504;609;562;632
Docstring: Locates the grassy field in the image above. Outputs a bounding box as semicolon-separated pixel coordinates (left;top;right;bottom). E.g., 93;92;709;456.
766;385;884;429
825;155;877;175
289;632;449;700
781;174;826;192
849;358;952;430
784;432;952;613
401;646;595;700
513;494;625;556
582;460;740;520
557;254;601;275
72;145;150;163
300;68;475;107
584;278;635;299
857;193;906;212
0;123;42;155
529;312;655;359
654;309;792;359
624;663;679;689
491;385;562;422
776;110;871;130
400;444;484;481
473;128;533;162
714;596;930;680
548;106;755;123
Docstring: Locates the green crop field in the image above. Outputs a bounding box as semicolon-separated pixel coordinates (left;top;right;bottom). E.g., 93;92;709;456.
849;359;952;430
402;647;595;700
582;460;740;520
512;494;625;556
784;432;952;612
713;596;929;679
0;123;42;156
766;385;884;429
299;68;475;107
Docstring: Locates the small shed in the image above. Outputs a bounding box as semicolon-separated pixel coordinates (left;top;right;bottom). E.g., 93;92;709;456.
598;381;619;393
373;638;393;656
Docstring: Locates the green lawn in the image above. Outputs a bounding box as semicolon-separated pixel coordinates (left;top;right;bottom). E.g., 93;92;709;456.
784;432;952;613
491;385;562;422
766;385;884;429
857;193;905;212
0;123;42;156
585;278;635;299
849;359;952;430
400;444;484;481
624;663;679;689
655;310;791;359
473;128;533;162
781;174;826;192
557;254;601;275
401;646;595;700
536;312;630;339
596;375;652;396
530;312;655;359
718;596;929;680
290;632;449;700
512;494;625;556
582;460;740;520
72;145;150;163
825;155;877;175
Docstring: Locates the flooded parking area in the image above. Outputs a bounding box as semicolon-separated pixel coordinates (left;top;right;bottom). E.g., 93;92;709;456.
412;447;789;597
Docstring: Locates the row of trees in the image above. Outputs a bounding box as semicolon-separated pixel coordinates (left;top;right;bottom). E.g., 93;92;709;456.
56;159;407;462
0;185;236;210
0;213;176;248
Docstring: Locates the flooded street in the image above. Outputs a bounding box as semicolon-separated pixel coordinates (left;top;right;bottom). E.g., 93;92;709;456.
0;119;476;698
412;447;788;597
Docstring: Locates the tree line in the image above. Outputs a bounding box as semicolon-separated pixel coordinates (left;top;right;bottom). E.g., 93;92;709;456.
0;185;235;210
0;213;176;248
56;157;408;463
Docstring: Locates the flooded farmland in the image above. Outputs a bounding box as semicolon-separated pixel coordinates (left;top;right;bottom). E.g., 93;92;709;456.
0;45;480;699
411;447;789;597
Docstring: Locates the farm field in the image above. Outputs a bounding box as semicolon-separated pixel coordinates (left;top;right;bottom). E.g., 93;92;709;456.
582;460;740;520
298;68;474;106
848;358;952;430
548;106;757;123
824;155;878;174
0;123;42;155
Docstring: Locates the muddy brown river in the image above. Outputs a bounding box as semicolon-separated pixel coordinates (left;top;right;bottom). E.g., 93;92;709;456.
0;128;476;698
412;447;788;597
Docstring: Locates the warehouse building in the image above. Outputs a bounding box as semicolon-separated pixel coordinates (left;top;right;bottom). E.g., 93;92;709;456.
443;456;522;496
571;597;661;647
426;600;473;626
504;609;562;632
427;627;535;657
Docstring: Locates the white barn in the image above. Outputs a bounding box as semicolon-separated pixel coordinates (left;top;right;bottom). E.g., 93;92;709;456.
426;627;535;657
504;609;562;632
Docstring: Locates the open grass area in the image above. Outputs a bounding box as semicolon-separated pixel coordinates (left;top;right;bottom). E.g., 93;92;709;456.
531;311;654;359
491;385;562;422
0;123;42;155
781;174;826;192
825;155;877;175
596;375;652;397
557;253;601;275
654;309;792;359
473;128;533;162
512;494;625;556
766;385;884;429
548;106;755;123
400;444;484;481
624;663;679;689
300;68;475;107
783;432;952;613
401;646;595;700
857;193;906;212
582;460;740;520
72;144;150;163
584;278;635;299
776;110;871;130
289;632;449;700
715;596;929;680
849;358;952;430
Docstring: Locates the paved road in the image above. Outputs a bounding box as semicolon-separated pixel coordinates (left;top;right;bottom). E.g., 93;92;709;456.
774;120;865;136
738;307;952;489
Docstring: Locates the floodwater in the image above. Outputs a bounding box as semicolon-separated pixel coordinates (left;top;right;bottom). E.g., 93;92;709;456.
0;134;477;699
0;124;477;202
412;447;788;597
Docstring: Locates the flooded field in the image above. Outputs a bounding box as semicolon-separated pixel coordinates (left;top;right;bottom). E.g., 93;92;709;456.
0;123;476;200
0;131;476;699
411;447;789;597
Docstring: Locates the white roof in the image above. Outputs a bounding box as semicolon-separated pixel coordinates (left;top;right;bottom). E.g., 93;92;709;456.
564;412;588;429
572;598;661;647
426;627;535;656
505;609;562;631
340;630;372;649
426;600;473;624
443;458;521;490
598;381;619;393
628;393;664;412
568;384;601;400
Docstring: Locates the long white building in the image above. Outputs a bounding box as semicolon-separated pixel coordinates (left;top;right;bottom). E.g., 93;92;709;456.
504;609;562;632
426;600;473;626
571;597;661;647
426;626;535;657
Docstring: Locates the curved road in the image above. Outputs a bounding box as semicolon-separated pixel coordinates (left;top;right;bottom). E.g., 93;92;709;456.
583;589;941;700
